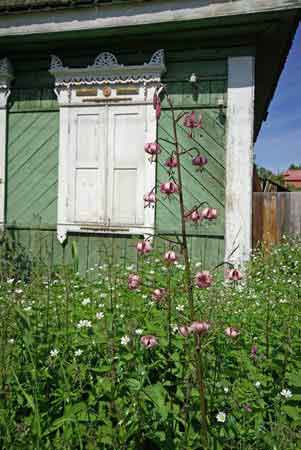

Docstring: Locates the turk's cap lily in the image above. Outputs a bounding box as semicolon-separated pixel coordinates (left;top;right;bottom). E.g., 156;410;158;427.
225;326;240;338
164;250;177;264
183;111;202;129
201;207;218;221
128;274;141;290
136;240;152;255
144;142;161;156
195;271;213;288
228;268;243;281
192;154;208;167
159;181;179;196
189;321;211;335
151;288;166;302
141;335;158;348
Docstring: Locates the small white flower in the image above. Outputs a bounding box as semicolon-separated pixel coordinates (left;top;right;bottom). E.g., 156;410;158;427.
121;335;130;346
171;324;178;333
82;298;91;306
15;289;23;294
216;412;226;423
255;381;261;388
77;320;92;329
50;348;59;357
74;349;83;357
120;314;125;319
7;278;14;284
96;311;104;320
99;293;107;298
98;303;105;308
224;387;229;394
176;304;185;312
281;389;292;399
135;329;143;335
8;338;15;344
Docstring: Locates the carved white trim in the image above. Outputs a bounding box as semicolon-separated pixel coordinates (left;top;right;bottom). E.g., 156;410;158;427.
52;52;164;244
0;58;13;230
49;50;166;87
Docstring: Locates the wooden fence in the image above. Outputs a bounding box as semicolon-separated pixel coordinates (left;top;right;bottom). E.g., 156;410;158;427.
253;192;301;247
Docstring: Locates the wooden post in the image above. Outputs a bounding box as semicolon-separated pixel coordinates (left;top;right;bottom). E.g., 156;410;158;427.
0;58;13;230
225;56;255;266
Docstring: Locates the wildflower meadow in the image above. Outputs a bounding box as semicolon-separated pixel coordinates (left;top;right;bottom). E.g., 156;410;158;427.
0;85;300;449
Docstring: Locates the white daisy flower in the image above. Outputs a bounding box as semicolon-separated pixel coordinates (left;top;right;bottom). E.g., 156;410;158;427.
50;348;59;357
77;320;92;329
216;412;226;423
281;389;292;399
96;311;104;320
74;349;83;357
81;298;91;306
176;304;185;312
255;381;261;388
121;335;130;346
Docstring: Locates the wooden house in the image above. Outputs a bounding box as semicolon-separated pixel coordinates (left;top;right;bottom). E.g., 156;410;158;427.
0;0;300;269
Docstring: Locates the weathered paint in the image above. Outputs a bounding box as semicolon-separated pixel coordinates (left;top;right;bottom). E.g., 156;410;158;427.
225;56;255;265
0;0;300;37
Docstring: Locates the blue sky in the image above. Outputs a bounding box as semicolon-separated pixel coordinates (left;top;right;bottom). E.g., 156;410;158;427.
254;24;301;173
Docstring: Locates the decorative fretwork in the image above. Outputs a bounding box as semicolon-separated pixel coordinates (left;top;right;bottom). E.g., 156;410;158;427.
49;50;166;87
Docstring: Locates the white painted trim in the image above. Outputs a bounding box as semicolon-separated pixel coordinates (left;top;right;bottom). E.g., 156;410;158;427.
53;61;161;243
225;56;255;266
0;0;299;37
0;58;13;230
50;50;166;88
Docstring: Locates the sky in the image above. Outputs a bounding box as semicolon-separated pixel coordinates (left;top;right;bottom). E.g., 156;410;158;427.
254;24;301;173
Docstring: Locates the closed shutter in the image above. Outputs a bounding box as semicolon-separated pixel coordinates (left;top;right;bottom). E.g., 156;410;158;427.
69;108;106;224
108;106;145;226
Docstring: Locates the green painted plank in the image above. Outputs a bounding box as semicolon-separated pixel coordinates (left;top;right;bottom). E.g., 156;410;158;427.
6;111;59;226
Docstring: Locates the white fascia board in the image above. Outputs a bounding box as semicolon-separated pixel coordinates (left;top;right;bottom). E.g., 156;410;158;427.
0;0;300;38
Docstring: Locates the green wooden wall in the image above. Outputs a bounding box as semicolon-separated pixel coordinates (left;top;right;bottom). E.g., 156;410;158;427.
5;41;226;269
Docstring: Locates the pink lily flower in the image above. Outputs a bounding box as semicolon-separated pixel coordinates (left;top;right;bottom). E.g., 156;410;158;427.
183;112;202;137
136;240;152;255
165;155;178;168
225;327;240;338
189;321;211;335
195;271;213;288
179;325;191;337
228;268;243;281
141;335;158;348
128;274;141;290
164;250;177;264
159;181;179;196
152;288;166;302
192;154;208;169
201;208;218;221
144;192;156;208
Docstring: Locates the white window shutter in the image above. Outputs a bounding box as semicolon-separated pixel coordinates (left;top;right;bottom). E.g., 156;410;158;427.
69;109;106;224
108;106;145;226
